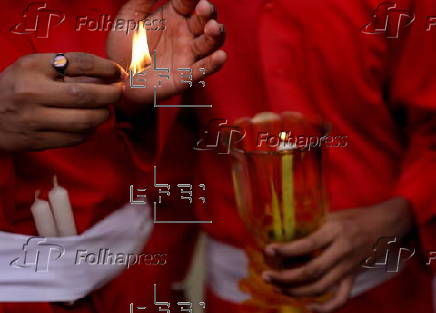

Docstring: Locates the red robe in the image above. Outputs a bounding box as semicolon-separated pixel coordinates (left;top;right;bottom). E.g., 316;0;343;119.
0;1;197;312
183;0;435;312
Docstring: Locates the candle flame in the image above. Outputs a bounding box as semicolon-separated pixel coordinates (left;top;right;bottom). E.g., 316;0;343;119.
279;131;287;141
129;21;152;74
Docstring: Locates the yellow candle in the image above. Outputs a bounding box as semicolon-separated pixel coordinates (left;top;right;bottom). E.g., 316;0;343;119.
30;191;58;237
281;152;295;241
271;182;284;241
48;176;77;237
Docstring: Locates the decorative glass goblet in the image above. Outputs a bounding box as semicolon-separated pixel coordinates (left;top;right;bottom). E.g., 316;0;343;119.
227;112;330;313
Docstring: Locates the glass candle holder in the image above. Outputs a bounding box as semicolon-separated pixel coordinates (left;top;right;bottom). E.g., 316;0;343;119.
226;112;330;312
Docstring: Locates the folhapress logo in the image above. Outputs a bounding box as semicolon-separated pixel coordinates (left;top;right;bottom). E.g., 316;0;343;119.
361;2;415;38
10;2;65;38
361;237;415;272
10;237;65;272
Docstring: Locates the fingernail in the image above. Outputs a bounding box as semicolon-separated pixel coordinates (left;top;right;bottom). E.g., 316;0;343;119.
196;0;214;16
273;287;281;293
262;272;272;283
121;69;129;80
265;245;277;257
208;1;215;15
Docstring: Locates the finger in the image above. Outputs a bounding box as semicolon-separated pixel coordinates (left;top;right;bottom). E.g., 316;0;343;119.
29;107;110;133
188;0;217;36
192;49;227;81
308;276;353;313
15;53;126;82
171;0;200;16
37;82;123;109
31;132;90;151
117;0;158;18
265;225;336;258
282;262;353;298
63;76;106;84
63;53;128;82
192;20;225;58
262;241;346;285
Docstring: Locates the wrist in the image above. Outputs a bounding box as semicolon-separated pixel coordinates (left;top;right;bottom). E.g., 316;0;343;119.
373;197;414;239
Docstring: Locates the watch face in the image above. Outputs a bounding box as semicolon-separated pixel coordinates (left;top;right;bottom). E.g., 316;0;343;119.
52;54;68;68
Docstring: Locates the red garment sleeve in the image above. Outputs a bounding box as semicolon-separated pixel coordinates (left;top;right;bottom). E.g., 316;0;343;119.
390;1;436;271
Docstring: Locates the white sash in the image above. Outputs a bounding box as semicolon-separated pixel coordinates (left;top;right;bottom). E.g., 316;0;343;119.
0;203;153;302
205;236;402;303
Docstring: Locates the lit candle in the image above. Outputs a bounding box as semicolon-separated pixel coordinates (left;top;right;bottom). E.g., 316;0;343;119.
48;176;77;237
30;191;58;237
278;131;296;151
278;132;296;240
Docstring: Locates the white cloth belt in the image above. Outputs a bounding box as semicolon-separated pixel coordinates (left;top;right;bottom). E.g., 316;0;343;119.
0;203;153;302
206;236;402;304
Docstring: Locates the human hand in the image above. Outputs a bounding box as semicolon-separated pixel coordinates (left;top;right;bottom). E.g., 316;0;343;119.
262;198;413;313
0;53;126;151
107;0;226;109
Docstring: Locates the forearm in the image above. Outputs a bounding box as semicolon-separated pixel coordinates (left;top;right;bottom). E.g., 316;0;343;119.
367;197;414;239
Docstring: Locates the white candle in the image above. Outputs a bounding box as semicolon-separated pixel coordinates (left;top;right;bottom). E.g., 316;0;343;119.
30;191;58;237
48;176;77;237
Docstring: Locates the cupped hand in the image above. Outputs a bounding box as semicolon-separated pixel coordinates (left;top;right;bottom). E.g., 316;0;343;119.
107;0;227;109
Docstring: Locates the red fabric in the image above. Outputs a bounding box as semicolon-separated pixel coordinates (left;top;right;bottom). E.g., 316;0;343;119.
194;0;436;247
0;1;198;312
187;0;436;311
205;258;433;313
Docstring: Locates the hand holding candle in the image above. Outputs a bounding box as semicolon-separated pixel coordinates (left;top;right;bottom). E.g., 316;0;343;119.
228;112;328;311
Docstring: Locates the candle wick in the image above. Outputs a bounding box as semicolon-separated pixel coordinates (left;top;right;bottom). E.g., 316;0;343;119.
53;175;58;187
35;190;40;201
